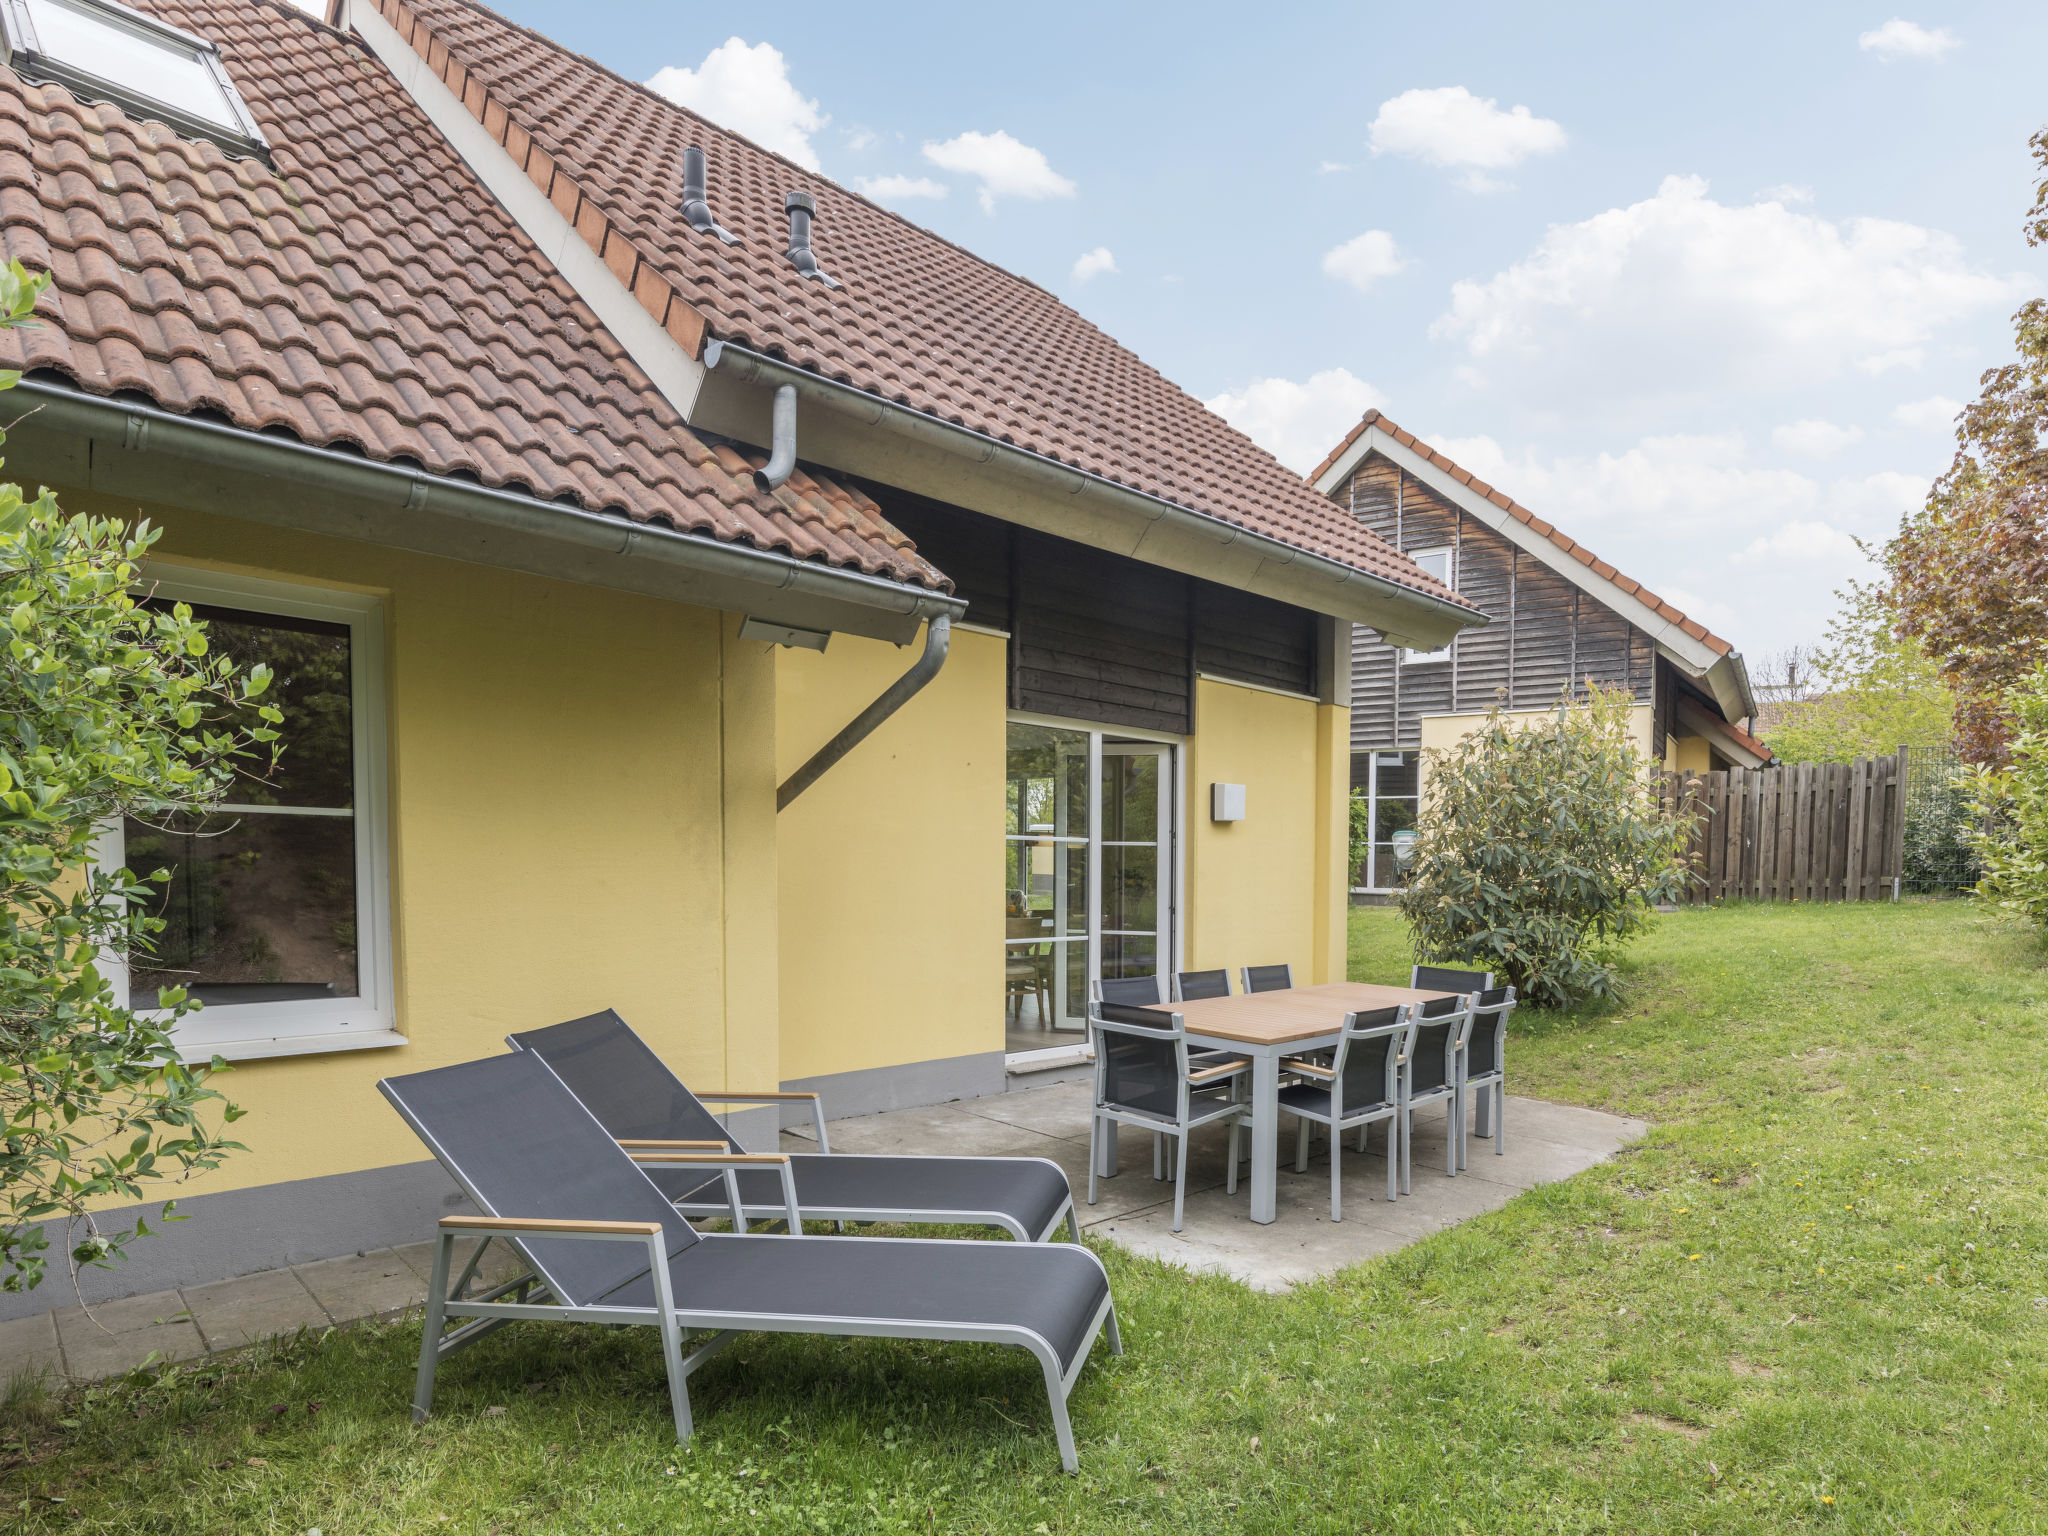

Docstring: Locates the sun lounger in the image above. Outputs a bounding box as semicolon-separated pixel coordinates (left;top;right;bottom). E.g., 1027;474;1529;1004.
378;1051;1120;1471
508;1011;1077;1242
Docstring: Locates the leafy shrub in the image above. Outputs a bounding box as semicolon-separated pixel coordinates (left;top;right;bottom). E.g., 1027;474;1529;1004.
0;260;280;1294
1902;757;1982;894
1965;664;2048;926
1397;687;1698;1009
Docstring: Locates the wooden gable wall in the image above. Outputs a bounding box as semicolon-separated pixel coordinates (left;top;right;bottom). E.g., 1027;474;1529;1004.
1341;453;1658;750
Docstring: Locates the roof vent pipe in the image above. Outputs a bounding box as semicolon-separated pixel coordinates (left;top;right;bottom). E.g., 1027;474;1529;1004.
680;146;739;244
756;383;797;490
783;191;841;289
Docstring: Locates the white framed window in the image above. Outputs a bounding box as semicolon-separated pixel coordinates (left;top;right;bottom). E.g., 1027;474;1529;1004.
0;0;268;157
1402;546;1455;664
105;566;396;1063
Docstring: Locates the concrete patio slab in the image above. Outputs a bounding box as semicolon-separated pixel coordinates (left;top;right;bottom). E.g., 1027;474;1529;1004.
0;1078;1645;1385
183;1266;329;1351
50;1288;206;1378
293;1249;429;1324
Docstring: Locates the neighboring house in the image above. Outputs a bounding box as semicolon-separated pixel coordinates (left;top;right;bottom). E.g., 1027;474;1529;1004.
0;0;1478;1312
1308;412;1767;894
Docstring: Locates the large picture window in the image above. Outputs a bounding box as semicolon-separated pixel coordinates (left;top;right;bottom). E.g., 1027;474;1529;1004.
108;569;394;1061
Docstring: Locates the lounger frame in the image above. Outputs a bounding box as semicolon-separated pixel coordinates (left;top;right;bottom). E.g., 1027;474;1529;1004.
414;1223;1118;1472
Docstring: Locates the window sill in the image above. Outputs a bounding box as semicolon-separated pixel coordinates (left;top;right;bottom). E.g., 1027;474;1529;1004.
178;1029;408;1065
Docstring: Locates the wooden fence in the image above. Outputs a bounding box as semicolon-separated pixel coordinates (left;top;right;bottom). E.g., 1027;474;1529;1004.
1657;749;1907;904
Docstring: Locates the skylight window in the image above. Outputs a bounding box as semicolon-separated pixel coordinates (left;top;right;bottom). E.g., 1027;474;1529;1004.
0;0;267;155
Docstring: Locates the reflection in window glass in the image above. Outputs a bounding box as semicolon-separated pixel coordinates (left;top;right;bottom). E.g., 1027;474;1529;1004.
127;601;358;1008
126;811;357;1007
17;0;242;129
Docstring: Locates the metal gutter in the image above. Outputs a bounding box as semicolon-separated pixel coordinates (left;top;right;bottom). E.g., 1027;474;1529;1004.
8;377;965;627
701;341;1482;634
777;614;951;811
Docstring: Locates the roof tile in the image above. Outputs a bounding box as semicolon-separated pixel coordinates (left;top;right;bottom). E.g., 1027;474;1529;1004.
0;0;944;591
384;0;1460;609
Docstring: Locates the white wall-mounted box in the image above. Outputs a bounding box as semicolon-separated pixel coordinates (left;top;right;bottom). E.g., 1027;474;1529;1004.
1211;782;1246;822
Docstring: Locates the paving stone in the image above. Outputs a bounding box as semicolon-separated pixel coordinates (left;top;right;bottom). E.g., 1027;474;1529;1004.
0;1311;62;1385
807;1102;1069;1158
182;1267;330;1351
956;1081;1097;1141
51;1288;206;1379
294;1249;428;1324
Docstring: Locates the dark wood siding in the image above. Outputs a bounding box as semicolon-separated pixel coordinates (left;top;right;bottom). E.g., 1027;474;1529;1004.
1341;450;1657;749
1194;584;1318;697
864;481;1319;735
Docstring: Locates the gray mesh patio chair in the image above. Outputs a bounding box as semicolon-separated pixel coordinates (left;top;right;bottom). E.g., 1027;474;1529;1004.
1240;963;1295;993
379;1051;1119;1473
1171;969;1232;1001
1276;1005;1412;1219
511;1011;1077;1242
1093;977;1234;1178
1457;986;1517;1170
1086;1000;1248;1231
1412;964;1494;993
1399;993;1473;1194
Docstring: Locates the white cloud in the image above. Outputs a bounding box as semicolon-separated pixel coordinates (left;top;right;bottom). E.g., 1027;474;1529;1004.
855;174;947;205
1772;419;1864;458
1858;19;1960;59
1857;346;1925;374
842;127;880;153
1204;368;1387;475
1892;394;1963;431
1070;247;1117;283
1758;183;1814;205
922;130;1075;213
1367;86;1565;191
1432;175;2027;405
647;39;826;171
1735;520;1864;564
1318;160;1352;174
1321;230;1409;293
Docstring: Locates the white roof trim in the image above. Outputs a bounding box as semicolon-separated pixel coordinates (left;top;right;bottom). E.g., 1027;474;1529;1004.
1676;694;1770;769
349;0;706;421
1316;423;1753;718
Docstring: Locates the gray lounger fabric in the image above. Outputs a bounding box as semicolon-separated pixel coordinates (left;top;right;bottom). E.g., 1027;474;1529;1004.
510;1011;1072;1241
379;1051;1117;1470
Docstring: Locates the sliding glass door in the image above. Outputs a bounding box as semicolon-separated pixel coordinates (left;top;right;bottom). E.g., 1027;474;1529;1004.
1003;721;1176;1059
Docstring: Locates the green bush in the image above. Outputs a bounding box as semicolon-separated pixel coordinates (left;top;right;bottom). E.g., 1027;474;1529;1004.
0;260;280;1294
1965;664;2048;926
1396;688;1698;1008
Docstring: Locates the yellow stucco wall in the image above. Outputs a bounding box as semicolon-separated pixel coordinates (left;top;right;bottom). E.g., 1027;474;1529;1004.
773;625;1006;1082
1184;678;1327;984
45;489;775;1200
1417;703;1656;763
1667;734;1714;775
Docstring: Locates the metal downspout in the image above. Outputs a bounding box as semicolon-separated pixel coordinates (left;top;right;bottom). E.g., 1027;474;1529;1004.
756;384;797;489
776;614;951;811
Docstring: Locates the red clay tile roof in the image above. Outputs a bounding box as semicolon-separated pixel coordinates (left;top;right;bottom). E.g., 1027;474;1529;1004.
1312;409;1735;657
0;0;947;590
370;0;1465;611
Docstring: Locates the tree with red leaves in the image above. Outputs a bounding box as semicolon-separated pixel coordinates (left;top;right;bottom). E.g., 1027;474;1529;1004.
1886;128;2048;764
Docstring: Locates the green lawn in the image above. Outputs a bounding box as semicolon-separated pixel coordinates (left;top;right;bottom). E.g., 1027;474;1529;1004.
8;901;2048;1533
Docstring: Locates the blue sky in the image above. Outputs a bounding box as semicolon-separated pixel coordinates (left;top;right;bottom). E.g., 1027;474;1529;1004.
496;0;2047;668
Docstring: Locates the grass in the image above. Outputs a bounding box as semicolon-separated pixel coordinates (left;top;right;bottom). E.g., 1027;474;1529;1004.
7;900;2048;1532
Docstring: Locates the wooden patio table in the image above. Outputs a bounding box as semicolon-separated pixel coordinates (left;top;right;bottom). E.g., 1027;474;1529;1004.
1121;982;1456;1224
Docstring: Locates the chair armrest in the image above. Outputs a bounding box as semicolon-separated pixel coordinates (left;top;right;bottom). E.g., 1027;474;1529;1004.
618;1138;730;1151
1187;1058;1250;1084
439;1215;660;1236
626;1151;790;1166
1283;1059;1335;1080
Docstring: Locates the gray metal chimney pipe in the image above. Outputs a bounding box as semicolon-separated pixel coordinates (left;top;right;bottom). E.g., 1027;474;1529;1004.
783;191;841;289
681;146;739;244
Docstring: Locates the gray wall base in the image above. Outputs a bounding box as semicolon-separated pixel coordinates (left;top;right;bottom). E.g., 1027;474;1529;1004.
0;1159;471;1323
779;1050;1006;1128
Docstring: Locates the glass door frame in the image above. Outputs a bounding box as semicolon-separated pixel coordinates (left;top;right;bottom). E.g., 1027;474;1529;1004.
1005;710;1184;1068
